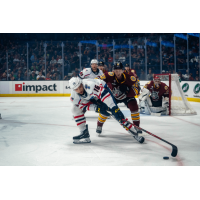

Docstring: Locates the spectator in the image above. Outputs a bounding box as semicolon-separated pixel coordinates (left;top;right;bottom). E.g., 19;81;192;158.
140;70;146;80
30;72;36;80
46;73;51;80
50;56;57;65
16;73;23;81
195;76;199;81
108;54;113;63
30;53;35;62
37;72;45;80
108;63;113;72
51;73;56;80
177;51;186;69
57;55;63;64
147;68;153;80
189;73;194;81
74;68;80;76
64;75;69;80
0;72;7;81
23;72;28;80
178;71;184;81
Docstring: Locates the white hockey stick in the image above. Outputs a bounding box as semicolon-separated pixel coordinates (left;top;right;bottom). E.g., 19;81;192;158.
144;100;161;116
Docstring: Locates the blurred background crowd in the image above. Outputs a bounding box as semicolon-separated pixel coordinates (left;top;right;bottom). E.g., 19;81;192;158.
0;33;199;81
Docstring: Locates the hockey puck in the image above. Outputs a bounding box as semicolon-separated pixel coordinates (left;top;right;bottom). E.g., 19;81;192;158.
163;156;169;160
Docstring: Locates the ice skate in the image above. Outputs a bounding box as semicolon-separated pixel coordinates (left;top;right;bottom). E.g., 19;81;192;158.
96;126;102;135
73;125;91;144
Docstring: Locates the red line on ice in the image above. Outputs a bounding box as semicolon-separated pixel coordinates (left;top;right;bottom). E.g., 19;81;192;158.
171;116;200;127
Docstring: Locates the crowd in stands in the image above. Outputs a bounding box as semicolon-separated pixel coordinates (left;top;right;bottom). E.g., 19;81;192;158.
0;34;199;81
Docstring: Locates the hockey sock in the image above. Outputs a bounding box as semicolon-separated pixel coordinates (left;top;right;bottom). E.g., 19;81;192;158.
74;114;86;131
131;111;140;127
97;113;108;127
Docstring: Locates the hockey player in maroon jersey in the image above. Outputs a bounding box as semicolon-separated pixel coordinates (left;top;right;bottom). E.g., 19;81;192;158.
139;76;169;115
98;61;108;73
124;63;137;77
97;61;141;134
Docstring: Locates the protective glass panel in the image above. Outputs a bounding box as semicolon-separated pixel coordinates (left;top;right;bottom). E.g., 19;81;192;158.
81;40;96;71
175;34;187;78
161;35;175;74
46;41;62;80
28;41;45;81
98;38;113;72
188;34;199;81
114;38;129;65
0;50;7;81
131;37;145;80
146;36;160;80
5;41;27;81
63;41;79;80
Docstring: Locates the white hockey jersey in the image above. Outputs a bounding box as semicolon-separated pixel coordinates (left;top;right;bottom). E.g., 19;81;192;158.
78;68;104;79
70;79;116;111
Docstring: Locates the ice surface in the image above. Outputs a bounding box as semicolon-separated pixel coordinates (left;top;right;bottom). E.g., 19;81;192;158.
0;97;200;166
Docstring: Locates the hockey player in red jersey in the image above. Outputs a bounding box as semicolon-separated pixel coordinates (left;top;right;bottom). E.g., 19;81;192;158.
97;61;141;134
139;76;169;115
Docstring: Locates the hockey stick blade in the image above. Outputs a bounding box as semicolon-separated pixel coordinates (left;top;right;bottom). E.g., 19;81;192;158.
132;124;178;157
151;113;161;116
171;145;178;157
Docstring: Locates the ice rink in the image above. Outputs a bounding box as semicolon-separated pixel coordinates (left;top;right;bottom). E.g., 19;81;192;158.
0;97;200;166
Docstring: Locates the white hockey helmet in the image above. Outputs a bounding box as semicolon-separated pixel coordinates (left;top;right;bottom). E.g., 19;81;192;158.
69;77;82;90
90;59;98;65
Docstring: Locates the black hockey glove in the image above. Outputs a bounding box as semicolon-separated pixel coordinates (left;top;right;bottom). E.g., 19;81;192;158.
111;106;125;122
90;98;110;116
119;85;129;94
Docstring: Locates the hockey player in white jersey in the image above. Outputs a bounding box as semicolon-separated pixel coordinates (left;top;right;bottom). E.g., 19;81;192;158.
69;77;145;144
78;59;104;79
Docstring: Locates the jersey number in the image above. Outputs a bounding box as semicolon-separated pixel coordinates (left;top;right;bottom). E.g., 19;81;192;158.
94;85;100;92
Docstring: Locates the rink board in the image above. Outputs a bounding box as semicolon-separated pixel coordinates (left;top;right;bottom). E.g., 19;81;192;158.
0;80;200;102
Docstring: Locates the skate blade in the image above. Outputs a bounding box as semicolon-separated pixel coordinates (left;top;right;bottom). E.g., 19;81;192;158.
73;138;91;144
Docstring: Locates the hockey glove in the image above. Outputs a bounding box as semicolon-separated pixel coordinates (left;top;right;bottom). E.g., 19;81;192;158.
119;85;129;94
90;98;110;116
111;106;125;122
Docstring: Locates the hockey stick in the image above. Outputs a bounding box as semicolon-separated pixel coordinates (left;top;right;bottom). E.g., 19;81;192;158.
131;123;178;157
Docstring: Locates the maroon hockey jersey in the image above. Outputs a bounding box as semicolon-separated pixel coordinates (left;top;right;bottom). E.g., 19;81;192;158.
99;71;139;100
144;81;169;102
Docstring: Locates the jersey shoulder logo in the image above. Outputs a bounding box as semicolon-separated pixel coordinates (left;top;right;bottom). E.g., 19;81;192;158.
164;86;168;90
130;76;136;82
79;72;83;76
131;70;135;73
108;72;114;76
100;74;106;79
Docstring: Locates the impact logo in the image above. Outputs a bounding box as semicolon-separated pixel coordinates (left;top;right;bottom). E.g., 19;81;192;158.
182;83;189;93
193;83;200;94
15;82;57;93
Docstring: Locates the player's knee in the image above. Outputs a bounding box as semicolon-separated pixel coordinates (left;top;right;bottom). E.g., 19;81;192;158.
71;105;83;115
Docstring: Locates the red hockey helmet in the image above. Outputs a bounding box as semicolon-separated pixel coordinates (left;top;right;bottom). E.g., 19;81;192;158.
154;76;161;87
154;76;161;81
